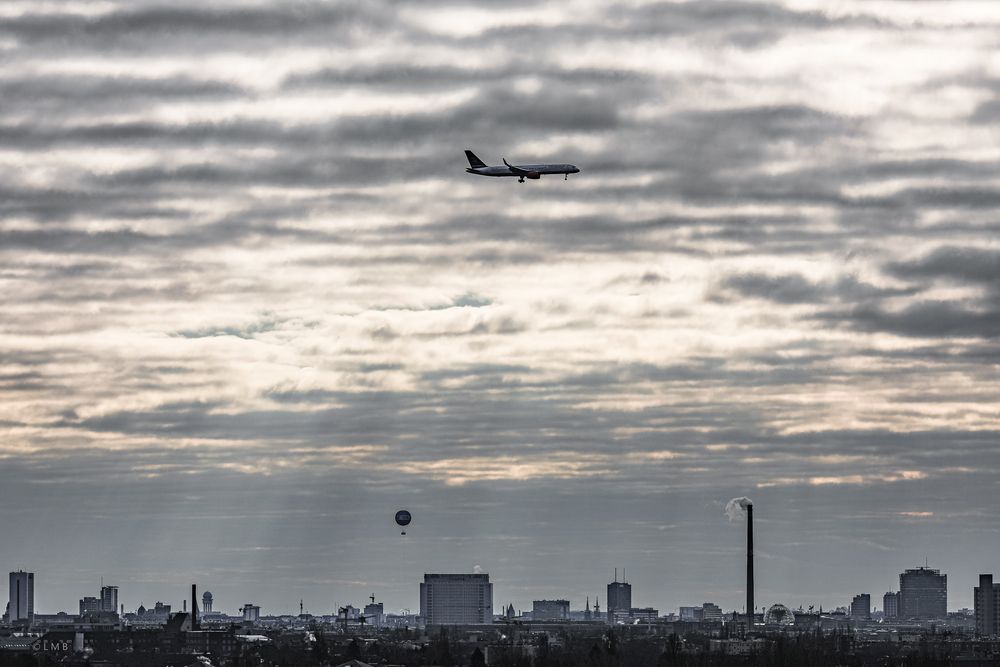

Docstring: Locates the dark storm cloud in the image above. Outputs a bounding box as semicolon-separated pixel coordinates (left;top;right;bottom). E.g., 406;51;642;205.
284;64;649;92
0;4;382;49
463;0;882;52
1;79;622;154
886;246;1000;288
607;0;881;34
710;272;915;305
0;75;245;114
820;301;1000;339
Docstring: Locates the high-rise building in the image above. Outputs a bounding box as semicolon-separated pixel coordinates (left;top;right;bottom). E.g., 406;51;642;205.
883;591;899;619
532;600;569;620
882;591;899;618
8;571;34;625
100;586;118;614
975;574;1000;637
899;567;947;619
702;602;723;622
79;597;101;615
607;577;632;623
202;591;213;614
850;594;871;620
420;573;493;625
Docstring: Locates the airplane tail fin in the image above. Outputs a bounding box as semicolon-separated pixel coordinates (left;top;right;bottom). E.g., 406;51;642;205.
465;150;487;169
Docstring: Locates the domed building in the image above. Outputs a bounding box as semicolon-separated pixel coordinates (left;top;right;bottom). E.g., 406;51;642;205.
764;603;795;627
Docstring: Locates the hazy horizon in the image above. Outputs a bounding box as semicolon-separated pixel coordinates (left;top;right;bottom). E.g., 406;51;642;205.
2;0;998;617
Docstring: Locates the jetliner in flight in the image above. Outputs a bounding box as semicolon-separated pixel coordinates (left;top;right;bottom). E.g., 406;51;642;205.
465;149;580;183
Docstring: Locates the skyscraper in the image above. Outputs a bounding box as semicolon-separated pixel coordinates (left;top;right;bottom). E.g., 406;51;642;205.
850;594;871;620
419;573;493;625
100;585;118;614
607;576;632;623
975;574;1000;637
8;571;34;625
883;591;899;619
899;567;947;619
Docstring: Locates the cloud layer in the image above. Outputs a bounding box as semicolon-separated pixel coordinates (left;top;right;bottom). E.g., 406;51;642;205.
1;0;998;616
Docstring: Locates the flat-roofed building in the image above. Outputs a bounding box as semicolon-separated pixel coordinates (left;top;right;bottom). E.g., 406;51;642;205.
975;574;1000;637
850;594;871;620
8;571;34;625
702;602;723;622
899;567;947;620
420;573;492;625
532;599;569;620
607;580;631;623
100;586;118;615
79;597;101;615
883;592;899;619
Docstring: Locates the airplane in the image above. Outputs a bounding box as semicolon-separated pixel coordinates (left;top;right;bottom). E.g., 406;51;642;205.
465;149;580;183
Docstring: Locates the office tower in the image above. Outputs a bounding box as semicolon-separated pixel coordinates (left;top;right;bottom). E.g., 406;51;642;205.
702;602;723;622
975;574;1000;637
883;591;899;619
851;594;871;620
100;585;118;614
419;573;493;625
532;600;570;620
79;597;101;615
679;606;703;622
899;567;947;619
8;571;34;625
202;591;213;614
607;573;632;623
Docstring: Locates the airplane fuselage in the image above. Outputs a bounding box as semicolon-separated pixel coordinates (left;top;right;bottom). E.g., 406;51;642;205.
466;164;579;178
464;150;580;182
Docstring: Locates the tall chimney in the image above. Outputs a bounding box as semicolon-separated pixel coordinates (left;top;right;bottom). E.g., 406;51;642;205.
191;584;199;630
746;502;754;631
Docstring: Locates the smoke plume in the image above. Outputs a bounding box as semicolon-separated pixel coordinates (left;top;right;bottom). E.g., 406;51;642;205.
725;496;753;522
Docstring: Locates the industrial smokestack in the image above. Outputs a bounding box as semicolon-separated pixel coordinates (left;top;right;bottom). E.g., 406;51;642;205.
746;502;754;631
191;584;199;630
724;496;754;631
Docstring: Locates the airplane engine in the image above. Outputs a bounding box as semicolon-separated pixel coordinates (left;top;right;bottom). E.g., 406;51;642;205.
527;171;540;179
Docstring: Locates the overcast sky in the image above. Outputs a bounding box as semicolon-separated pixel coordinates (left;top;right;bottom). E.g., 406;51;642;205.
2;0;999;617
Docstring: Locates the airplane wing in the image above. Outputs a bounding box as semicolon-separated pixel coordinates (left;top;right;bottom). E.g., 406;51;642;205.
502;158;531;176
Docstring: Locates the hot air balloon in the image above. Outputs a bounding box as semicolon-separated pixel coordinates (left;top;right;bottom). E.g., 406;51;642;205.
395;509;411;535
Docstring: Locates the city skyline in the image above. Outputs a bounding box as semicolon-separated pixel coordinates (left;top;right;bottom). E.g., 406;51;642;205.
2;0;998;621
3;559;982;620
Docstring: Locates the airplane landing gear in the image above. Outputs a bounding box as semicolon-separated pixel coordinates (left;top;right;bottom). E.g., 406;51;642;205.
518;177;525;183
565;173;568;180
